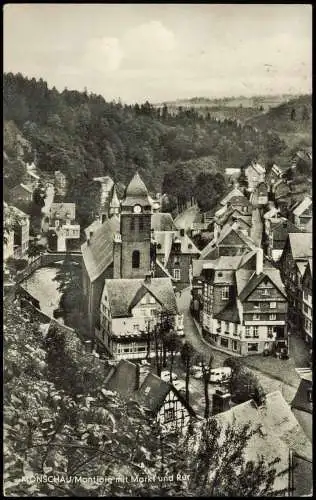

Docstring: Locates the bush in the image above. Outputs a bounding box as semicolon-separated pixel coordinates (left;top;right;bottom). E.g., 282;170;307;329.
224;356;242;373
229;368;265;406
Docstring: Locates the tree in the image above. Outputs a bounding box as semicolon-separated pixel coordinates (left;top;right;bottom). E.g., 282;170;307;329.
164;330;182;383
226;358;266;406
302;105;310;121
181;341;195;405
194;171;227;212
196;352;213;418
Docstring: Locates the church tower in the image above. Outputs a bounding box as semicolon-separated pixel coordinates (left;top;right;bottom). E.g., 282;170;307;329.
117;172;152;279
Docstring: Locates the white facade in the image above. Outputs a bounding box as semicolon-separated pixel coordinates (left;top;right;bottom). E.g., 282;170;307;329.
157;390;191;435
100;290;181;360
3;230;15;260
302;289;312;342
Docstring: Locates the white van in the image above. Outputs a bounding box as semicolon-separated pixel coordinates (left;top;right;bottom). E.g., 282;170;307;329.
209;367;232;384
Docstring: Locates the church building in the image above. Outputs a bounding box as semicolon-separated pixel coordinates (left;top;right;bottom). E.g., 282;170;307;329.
82;172;181;357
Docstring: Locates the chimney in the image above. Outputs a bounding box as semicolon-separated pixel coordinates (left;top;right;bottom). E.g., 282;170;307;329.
212;389;231;415
144;274;151;284
180;228;185;237
135;363;140;390
256;248;263;275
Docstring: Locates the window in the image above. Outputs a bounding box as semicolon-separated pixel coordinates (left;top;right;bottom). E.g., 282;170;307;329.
245;326;251;338
304;304;309;314
132;250;140;268
270;302;276;309
221;286;229;301
248;343;259;352
225;322;230;333
220;338;229;348
267;326;274;337
232;340;238;351
173;269;181;281
253;326;259;338
253;313;260;320
133;324;139;331
234;324;238;336
261;288;269;296
253;302;260;309
149;295;155;304
269;314;276;321
164;407;175;423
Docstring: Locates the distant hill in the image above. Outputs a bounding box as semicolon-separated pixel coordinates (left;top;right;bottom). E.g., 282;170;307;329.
154;94;301;111
246;95;312;148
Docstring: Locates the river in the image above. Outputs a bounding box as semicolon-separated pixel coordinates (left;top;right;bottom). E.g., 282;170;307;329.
22;265;63;321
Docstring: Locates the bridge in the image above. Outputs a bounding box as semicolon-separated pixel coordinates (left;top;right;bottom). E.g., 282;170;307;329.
15;252;83;284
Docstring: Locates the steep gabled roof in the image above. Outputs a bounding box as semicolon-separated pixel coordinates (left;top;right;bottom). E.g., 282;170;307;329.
81;216;120;282
84;219;102;239
238;268;286;302
220;186;244;206
103;277;178;318
136;373;196;418
288;233;313;260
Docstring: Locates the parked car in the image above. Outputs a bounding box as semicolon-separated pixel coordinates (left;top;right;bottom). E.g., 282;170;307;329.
209;367;232;384
173;379;186;391
160;370;178;382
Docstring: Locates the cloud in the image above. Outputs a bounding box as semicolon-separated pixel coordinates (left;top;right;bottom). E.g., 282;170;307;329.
82;36;123;72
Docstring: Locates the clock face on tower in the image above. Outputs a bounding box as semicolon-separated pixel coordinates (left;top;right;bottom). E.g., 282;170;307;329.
133;204;142;214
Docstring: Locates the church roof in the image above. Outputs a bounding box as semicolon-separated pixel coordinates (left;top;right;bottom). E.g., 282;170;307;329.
121;172;150;207
110;185;120;208
81;216;120;282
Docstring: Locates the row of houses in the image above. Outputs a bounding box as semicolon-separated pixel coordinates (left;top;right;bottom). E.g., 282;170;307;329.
190;157;312;355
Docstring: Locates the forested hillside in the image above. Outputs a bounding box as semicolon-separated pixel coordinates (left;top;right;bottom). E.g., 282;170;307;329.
247;95;312;148
4;73;289;192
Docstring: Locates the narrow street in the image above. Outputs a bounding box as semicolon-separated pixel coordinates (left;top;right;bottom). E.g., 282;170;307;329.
176;287;300;405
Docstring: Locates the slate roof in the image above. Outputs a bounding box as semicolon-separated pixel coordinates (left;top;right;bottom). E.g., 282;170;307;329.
227;195;251;207
151;213;177;231
105;359;138;397
235;269;254;296
155;259;174;279
271;219;302;241
110;185;120;208
288;233;313;260
296;261;308;278
81;216;120;282
213;391;312;493
136;372;196;417
84;219;102;239
292;196;312;217
103;277;178;318
121;172;151;207
238;267;286;302
214;302;240;323
220;186;244;206
291;378;312;415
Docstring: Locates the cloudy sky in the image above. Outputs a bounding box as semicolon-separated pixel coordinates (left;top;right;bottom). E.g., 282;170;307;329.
4;4;312;103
